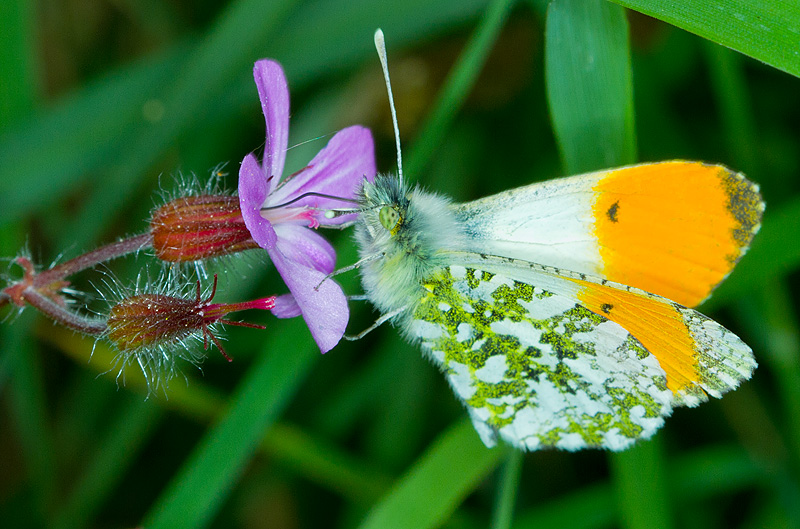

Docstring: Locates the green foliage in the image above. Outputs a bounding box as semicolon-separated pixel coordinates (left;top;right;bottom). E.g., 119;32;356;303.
1;0;799;528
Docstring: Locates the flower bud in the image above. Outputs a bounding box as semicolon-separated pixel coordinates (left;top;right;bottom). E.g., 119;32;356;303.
106;275;274;362
150;195;260;262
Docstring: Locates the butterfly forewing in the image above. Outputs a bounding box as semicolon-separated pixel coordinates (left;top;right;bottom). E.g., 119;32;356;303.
453;161;764;308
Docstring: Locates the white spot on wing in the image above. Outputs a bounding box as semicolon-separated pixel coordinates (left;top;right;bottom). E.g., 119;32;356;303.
456;323;473;342
475;355;507;384
490;319;543;348
448;362;476;400
520;295;577;321
450;265;467;279
409;319;443;340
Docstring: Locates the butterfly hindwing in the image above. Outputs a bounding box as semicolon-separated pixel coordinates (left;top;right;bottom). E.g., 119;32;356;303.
446;250;757;401
407;264;674;451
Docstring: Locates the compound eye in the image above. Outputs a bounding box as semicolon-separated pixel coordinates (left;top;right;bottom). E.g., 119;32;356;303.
378;205;401;231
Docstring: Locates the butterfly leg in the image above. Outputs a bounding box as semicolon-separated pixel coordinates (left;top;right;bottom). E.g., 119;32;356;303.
343;305;407;341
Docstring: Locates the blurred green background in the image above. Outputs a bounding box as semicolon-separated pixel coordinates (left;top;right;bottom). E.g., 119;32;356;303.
1;0;799;528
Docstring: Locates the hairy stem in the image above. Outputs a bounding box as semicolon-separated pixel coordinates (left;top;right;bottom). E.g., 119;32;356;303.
21;287;107;335
34;233;153;287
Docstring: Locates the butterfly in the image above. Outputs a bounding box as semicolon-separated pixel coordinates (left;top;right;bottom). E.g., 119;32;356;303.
350;30;764;451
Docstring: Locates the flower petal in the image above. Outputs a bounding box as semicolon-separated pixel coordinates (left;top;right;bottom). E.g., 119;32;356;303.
269;126;376;224
271;294;301;318
274;224;337;273
253;59;290;193
238;153;277;249
267;246;348;353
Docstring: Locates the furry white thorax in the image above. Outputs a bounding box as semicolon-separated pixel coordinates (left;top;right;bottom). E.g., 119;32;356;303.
354;173;465;323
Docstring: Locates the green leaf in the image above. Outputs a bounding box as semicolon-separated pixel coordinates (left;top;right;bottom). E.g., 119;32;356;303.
0;0;37;125
4;312;56;525
62;0;300;250
357;419;504;529
491;449;524;529
609;437;674;529
514;445;764;529
609;0;800;78
263;423;393;504
545;0;636;173
0;43;190;225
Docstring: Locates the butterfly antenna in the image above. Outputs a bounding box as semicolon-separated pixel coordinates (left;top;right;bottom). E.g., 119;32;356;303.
374;28;404;187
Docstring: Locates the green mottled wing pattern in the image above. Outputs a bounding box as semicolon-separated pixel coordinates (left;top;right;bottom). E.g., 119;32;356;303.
408;265;674;451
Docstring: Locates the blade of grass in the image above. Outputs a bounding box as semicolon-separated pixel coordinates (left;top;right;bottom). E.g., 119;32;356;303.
744;282;800;465
357;418;504;529
311;343;405;438
513;483;615;529
405;0;516;178
0;42;191;225
265;423;393;504
0;0;37;126
140;316;318;529
5;311;56;526
491;449;524;529
545;2;674;528
514;444;764;529
43;325;392;505
608;0;800;78
609;437;674;529
268;0;492;85
703;42;759;175
51;396;164;529
545;0;636;174
365;342;435;469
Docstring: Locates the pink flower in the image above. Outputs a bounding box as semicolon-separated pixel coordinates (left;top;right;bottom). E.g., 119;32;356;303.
238;59;375;353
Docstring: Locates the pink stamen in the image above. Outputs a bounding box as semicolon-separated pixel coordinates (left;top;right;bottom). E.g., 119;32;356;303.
260;206;321;229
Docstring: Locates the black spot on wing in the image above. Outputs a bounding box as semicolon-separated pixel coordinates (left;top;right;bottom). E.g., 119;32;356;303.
607;200;620;223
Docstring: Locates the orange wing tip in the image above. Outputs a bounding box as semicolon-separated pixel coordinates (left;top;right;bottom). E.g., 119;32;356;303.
673;307;757;408
591;161;766;308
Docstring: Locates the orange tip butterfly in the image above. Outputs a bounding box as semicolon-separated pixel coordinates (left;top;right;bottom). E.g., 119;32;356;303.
351;29;764;451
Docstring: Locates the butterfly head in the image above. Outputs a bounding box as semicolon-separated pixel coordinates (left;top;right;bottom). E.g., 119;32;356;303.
355;172;458;263
357;173;409;240
354;171;460;317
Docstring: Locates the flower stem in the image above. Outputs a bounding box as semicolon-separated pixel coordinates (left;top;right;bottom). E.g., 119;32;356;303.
2;233;151;335
21;287;107;335
34;232;153;287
